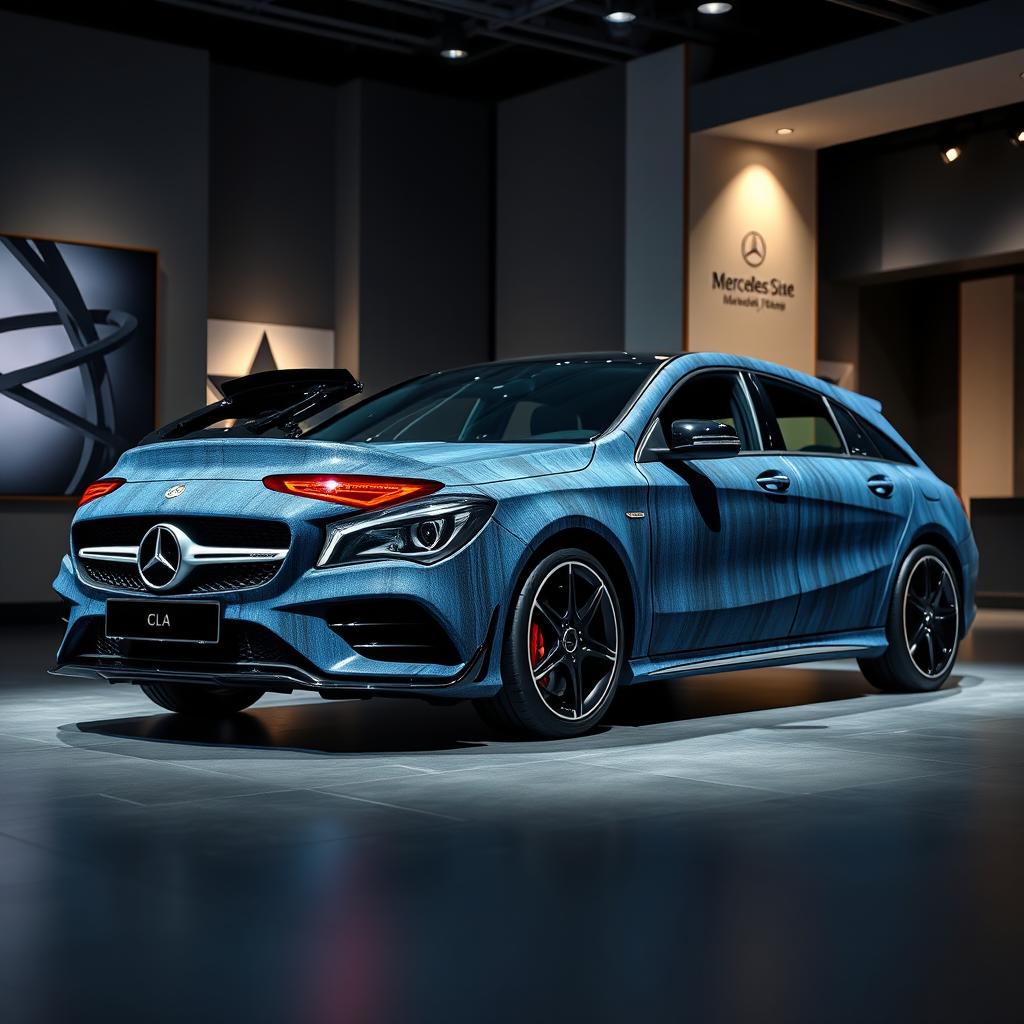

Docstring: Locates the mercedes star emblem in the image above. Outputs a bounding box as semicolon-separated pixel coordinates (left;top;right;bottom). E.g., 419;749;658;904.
137;524;183;591
741;231;766;268
164;484;186;499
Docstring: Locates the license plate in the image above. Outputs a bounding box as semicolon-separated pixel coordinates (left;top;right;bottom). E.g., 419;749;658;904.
105;599;221;644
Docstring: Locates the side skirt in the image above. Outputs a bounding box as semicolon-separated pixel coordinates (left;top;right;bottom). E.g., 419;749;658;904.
624;629;887;686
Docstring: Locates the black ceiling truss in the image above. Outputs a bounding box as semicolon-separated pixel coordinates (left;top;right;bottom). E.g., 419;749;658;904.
149;0;961;68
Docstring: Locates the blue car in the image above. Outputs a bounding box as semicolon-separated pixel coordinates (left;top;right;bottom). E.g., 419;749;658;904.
53;352;978;739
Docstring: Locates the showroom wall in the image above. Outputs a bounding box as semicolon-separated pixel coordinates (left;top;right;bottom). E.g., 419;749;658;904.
209;65;336;329
625;47;686;351
960;276;1016;510
496;66;626;358
687;135;817;375
0;10;210;604
820;123;1024;282
350;82;492;392
856;277;959;486
496;46;686;359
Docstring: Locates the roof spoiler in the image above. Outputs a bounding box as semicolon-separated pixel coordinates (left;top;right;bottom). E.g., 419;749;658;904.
140;368;363;445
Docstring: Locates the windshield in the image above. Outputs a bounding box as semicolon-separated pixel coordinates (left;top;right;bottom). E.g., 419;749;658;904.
306;356;663;445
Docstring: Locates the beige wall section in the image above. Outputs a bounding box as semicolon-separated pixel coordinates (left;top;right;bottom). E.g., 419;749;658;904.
687;135;816;375
960;276;1016;511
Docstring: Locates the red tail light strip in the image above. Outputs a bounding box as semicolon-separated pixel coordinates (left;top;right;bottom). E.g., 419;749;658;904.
263;474;442;510
78;478;126;507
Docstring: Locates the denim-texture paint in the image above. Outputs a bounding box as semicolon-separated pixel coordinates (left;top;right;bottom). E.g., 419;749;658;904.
53;353;978;697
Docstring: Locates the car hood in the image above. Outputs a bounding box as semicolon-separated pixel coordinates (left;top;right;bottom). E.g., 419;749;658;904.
111;438;595;486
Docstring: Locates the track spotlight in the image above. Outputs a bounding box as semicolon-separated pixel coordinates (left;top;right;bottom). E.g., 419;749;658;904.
940;145;962;165
1012;129;1024;147
439;26;468;60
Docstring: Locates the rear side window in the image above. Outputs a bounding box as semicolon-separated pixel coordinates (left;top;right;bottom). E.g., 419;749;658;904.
830;404;878;458
858;415;915;465
757;377;844;454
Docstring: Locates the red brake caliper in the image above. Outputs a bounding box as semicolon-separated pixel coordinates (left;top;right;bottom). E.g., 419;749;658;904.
530;622;548;689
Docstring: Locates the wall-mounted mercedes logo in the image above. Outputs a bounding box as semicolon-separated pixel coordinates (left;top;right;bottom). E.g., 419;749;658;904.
741;231;767;268
164;484;186;499
138;524;184;591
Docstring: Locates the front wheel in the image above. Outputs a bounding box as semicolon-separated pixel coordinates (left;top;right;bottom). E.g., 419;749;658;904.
474;548;625;739
858;544;961;693
140;682;264;716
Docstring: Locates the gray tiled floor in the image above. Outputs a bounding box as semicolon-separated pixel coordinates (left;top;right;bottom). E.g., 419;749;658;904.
2;613;1024;1022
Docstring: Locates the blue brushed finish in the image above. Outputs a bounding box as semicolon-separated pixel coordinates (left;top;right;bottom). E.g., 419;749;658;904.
53;352;978;702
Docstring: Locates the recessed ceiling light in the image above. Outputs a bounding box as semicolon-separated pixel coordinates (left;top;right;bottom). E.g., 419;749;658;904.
698;2;733;13
1012;129;1024;146
440;47;468;60
940;145;962;164
776;127;794;136
604;10;637;23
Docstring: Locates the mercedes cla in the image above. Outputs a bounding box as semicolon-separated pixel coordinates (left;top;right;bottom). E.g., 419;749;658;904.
53;353;978;739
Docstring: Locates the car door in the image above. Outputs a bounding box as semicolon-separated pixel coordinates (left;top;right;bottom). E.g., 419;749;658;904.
750;374;914;637
637;369;803;656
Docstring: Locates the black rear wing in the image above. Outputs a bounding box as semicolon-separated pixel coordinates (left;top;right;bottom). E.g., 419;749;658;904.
140;369;363;445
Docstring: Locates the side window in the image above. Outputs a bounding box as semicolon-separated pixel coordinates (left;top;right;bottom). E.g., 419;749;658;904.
857;414;915;465
657;371;759;451
830;403;879;458
757;377;844;454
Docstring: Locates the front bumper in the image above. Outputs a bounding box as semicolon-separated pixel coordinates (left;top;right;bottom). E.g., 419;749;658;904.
53;498;521;700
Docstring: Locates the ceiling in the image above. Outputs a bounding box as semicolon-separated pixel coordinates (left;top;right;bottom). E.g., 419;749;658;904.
0;0;991;98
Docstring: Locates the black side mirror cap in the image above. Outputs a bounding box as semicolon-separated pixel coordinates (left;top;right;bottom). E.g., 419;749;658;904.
666;419;741;459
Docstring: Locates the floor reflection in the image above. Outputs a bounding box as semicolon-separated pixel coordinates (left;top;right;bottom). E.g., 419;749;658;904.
0;614;1022;1023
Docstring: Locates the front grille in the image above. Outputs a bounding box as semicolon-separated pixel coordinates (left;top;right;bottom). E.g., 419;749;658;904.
71;618;297;666
185;564;280;593
74;516;290;550
80;564;146;591
74;516;290;595
326;599;461;665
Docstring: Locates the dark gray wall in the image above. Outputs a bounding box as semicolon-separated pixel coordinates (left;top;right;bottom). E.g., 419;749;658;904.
821;126;1024;283
209;65;335;328
496;67;626;358
0;11;209;603
1015;276;1024;496
858;278;959;486
352;82;492;393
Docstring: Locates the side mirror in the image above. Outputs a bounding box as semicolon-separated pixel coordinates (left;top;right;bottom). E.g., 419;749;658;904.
666;419;741;459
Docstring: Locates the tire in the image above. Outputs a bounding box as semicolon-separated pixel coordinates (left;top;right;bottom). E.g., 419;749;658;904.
473;548;626;739
139;682;264;716
858;544;961;693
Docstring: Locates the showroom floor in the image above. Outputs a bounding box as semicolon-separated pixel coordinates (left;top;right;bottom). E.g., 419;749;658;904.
2;614;1023;1023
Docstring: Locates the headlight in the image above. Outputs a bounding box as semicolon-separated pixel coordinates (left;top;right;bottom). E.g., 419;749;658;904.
317;496;496;568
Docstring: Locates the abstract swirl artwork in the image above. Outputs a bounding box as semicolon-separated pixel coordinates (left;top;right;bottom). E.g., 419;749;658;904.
0;235;156;497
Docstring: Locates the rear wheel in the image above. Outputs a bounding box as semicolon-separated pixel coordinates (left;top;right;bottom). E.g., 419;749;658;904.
140;682;264;716
474;548;625;739
858;544;961;693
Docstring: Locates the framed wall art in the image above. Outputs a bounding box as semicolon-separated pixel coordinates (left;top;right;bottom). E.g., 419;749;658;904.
0;234;157;499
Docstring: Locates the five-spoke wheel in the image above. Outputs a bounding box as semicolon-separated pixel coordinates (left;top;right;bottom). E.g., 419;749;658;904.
859;544;961;693
475;548;625;738
527;560;620;722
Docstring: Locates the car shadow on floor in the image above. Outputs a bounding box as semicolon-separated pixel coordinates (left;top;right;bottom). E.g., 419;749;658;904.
58;665;974;759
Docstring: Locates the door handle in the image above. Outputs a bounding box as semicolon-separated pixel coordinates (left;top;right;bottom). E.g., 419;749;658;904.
756;469;790;493
867;474;894;498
